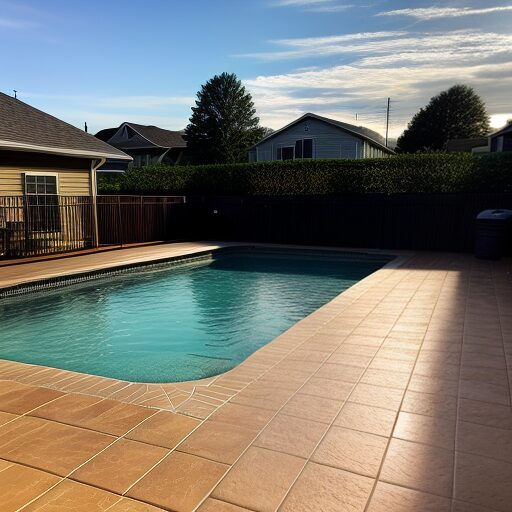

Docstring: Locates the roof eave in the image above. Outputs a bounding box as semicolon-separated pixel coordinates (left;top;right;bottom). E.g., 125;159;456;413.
0;140;133;161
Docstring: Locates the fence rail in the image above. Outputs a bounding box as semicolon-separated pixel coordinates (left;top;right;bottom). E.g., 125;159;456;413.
96;195;186;246
2;192;511;259
0;195;186;259
190;193;512;254
0;195;93;258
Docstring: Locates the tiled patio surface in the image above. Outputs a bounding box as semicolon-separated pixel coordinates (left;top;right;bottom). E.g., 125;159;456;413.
0;243;511;511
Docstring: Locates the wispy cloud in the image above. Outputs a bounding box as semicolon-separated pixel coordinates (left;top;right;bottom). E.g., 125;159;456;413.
272;0;355;12
377;5;512;20
0;17;36;29
237;31;408;60
273;0;335;6
242;27;512;137
237;29;512;62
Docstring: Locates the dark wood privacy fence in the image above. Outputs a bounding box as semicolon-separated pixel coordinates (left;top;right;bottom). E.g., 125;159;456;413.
0;195;93;258
190;193;512;253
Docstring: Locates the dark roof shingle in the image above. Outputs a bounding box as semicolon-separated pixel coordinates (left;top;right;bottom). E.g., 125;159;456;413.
123;123;186;148
0;92;131;160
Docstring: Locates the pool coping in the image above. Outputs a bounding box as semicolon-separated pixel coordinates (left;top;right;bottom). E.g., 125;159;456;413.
0;241;412;417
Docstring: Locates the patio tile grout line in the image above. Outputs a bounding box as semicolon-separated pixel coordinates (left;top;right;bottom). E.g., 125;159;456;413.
215;266;419;511
4;251;492;512
450;261;473;512
13;405;164;512
360;263;450;512
188;266;418;511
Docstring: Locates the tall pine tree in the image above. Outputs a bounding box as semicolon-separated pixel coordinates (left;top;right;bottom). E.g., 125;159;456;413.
185;73;265;164
396;85;490;153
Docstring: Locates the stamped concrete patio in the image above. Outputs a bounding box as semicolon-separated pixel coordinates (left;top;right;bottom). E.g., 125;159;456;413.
0;243;511;512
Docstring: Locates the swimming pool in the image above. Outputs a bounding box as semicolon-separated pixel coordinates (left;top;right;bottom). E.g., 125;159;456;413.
0;249;391;382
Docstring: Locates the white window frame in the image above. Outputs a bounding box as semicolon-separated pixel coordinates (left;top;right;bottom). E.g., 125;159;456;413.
24;171;59;195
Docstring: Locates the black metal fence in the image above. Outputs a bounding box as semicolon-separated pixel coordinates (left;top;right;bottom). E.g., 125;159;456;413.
0;195;186;259
96;195;187;246
0;195;93;258
2;193;511;259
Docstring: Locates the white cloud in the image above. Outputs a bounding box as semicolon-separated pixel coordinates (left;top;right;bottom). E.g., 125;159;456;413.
242;28;512;138
273;0;335;6
238;29;512;63
377;5;512;20
237;31;409;60
306;4;355;12
272;0;355;12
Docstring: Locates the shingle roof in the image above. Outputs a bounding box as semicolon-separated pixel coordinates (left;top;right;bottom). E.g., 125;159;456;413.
0;92;131;160
251;112;394;153
122;123;187;148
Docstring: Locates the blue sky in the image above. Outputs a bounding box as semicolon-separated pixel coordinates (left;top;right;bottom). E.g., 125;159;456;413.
1;0;511;139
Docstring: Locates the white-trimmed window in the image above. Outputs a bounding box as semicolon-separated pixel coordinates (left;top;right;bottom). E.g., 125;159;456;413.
24;173;58;196
23;173;60;232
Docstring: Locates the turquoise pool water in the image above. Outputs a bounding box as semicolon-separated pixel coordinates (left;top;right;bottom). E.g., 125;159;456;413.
0;250;390;382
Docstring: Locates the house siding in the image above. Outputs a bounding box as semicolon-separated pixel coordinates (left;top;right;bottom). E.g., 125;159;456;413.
0;167;92;196
252;118;389;162
0;153;93;196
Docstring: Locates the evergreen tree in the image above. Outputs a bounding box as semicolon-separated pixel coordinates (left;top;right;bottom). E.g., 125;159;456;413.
185;73;265;164
396;85;490;153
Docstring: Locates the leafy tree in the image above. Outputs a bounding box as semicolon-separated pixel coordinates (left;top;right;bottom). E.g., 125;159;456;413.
185;72;265;164
396;85;490;153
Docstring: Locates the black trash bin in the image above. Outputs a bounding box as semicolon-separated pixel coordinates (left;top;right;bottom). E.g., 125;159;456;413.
475;209;512;260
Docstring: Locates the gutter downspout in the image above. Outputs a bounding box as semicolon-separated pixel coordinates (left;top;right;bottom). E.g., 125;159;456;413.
91;158;105;248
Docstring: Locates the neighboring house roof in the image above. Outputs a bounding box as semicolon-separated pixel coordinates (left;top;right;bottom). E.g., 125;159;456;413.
490;123;512;138
95;127;118;143
0;92;131;161
250;113;394;154
97;122;187;149
446;137;489;152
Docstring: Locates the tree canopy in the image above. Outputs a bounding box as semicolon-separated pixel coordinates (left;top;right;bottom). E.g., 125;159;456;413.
396;85;490;153
185;72;265;164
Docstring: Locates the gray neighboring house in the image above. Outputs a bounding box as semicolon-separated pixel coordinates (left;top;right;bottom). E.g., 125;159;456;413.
490;123;512;153
95;122;186;172
248;113;394;162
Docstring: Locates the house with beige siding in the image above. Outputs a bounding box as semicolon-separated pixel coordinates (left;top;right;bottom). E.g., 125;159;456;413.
248;113;394;162
0;92;131;256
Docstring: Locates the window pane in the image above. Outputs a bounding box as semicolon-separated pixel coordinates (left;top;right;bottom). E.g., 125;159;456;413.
46;182;57;194
282;147;294;160
295;140;303;159
26;183;37;194
303;139;313;158
26;175;36;184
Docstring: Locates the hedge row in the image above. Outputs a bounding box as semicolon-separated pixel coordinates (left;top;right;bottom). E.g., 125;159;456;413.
98;152;512;195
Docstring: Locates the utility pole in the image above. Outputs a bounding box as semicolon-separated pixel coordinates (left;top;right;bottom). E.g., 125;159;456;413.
385;97;390;148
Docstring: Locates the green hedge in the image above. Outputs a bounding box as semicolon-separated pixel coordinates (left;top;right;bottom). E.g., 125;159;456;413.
98;152;512;195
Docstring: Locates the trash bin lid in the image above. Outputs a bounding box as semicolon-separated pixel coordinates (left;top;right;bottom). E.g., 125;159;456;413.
477;209;512;221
